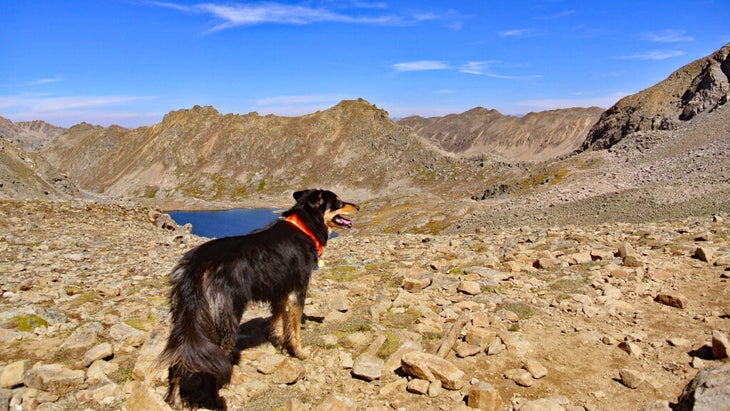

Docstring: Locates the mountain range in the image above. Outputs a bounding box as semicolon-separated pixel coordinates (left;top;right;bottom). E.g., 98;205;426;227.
1;42;728;234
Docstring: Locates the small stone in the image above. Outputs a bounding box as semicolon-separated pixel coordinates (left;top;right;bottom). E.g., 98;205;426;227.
457;280;482;295
711;330;730;359
655;293;688;309
520;398;566;411
403;276;431;291
256;354;286;375
272;358;305;384
647;267;673;281
534;257;558;270
619;369;644;389
618;243;635;259
0;360;29;388
694;247;713;263
618;341;643;357
108;322;145;346
467;382;503;411
406;378;430;395
454;342;482;358
83;342;113;367
524;359;548;379
427;379;443;397
465;327;496;349
351;353;383;381
504;368;534;387
566;252;592;265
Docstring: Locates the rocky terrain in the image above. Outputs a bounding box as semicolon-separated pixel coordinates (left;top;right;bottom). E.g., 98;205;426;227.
1;199;729;411
582;43;729;151
398;107;603;162
0;118;65;152
0;136;80;200
1;43;730;411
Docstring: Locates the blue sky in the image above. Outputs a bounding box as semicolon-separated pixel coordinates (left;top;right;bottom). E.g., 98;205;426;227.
1;1;729;128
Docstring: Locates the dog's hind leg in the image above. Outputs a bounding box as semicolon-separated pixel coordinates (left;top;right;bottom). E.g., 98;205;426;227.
165;364;183;410
283;291;310;359
269;298;286;347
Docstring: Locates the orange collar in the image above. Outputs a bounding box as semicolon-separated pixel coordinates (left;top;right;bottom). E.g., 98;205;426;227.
284;214;323;257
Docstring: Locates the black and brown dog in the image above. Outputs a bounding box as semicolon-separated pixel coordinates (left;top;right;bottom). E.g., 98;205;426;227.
158;189;359;410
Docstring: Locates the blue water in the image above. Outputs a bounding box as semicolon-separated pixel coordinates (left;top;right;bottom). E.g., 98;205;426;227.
169;208;281;238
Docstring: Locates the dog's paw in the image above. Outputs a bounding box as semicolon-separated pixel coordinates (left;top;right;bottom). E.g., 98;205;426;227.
292;346;311;360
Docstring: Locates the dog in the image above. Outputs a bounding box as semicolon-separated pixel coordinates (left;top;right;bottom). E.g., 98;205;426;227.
158;189;359;410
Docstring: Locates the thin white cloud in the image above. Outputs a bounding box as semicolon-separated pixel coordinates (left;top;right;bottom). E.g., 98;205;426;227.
643;29;693;43
0;93;159;127
460;61;498;75
150;1;459;31
612;50;685;60
485;73;543;80
393;60;451;72
498;28;535;38
459;61;540;80
27;76;64;86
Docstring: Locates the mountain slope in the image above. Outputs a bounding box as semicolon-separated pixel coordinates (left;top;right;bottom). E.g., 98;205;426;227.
41;99;472;203
582;42;730;150
0;116;66;151
398;107;603;161
0;136;79;199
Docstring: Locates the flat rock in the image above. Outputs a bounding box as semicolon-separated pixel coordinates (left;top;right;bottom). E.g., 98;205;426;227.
504;368;534;387
83;342;113;367
0;359;29;388
271;358;305;384
24;363;85;394
619;368;645;389
524;359;548;379
351;353;383;381
401;351;466;390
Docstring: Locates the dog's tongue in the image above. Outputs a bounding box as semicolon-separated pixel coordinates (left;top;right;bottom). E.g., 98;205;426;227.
334;215;353;228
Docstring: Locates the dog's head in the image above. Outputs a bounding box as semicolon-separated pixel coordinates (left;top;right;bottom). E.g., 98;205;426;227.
292;189;359;230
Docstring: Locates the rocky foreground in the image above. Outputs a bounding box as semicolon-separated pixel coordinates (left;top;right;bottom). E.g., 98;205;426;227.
1;200;730;411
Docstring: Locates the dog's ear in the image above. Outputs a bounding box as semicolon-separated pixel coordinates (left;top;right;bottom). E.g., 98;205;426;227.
293;189;314;202
293;189;322;209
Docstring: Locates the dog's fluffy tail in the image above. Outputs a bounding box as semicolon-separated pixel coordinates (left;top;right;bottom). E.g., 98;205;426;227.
158;254;233;384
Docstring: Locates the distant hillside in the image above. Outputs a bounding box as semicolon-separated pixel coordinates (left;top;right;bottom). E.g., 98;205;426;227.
398;107;603;161
0;116;66;151
41;99;497;203
0;136;79;199
582;42;730;150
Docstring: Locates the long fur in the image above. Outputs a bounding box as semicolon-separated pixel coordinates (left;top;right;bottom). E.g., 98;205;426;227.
158;189;358;410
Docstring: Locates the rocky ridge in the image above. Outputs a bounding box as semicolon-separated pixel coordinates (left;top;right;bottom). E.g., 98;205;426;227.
1;200;729;410
0;136;80;200
582;43;730;151
398;107;603;162
0;117;66;152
